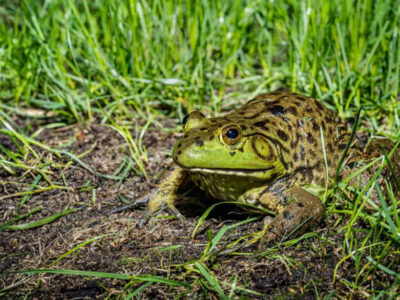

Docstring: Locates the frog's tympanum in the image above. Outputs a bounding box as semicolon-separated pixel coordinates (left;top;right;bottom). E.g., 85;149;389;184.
138;92;400;246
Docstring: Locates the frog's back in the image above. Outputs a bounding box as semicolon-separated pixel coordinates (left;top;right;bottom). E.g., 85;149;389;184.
227;92;349;186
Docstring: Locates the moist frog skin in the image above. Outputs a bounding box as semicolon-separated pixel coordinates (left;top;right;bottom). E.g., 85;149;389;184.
138;91;400;246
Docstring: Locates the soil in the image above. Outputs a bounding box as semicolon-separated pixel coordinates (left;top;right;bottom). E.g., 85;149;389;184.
0;117;398;299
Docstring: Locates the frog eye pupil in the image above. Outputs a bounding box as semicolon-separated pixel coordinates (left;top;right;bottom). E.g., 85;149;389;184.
226;128;239;139
182;114;190;125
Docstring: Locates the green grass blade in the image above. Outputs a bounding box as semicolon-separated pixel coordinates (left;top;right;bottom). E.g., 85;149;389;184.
2;208;77;231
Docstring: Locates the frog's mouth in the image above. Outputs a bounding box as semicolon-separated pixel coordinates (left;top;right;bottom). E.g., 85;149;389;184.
177;163;275;177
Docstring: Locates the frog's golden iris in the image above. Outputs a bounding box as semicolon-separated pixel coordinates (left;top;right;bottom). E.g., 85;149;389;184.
221;125;241;145
139;91;400;246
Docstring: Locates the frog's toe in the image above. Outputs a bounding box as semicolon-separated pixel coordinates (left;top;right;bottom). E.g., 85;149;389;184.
132;192;152;207
138;200;168;228
138;212;150;228
166;204;185;222
138;202;185;228
258;230;278;250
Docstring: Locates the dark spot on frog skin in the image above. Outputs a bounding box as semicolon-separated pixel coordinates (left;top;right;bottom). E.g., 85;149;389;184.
283;211;293;220
263;100;281;107
315;162;324;173
327;143;334;153
305;105;313;113
315;101;324;111
195;140;204;146
241;125;247;130
200;127;207;131
306;133;315;144
177;142;182;148
297;133;303;141
297;202;304;208
339;132;347;141
286;106;297;114
300;168;307;181
339;143;347;150
312;122;319;131
229;151;236;157
307;169;314;181
253;121;266;128
269;105;286;116
177;151;182;155
296;95;307;101
293;153;298;162
334;153;340;161
167;166;175;171
277;130;289;141
299;145;306;159
238;146;244;152
209;136;215;141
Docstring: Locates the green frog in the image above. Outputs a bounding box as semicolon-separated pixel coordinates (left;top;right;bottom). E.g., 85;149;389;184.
138;92;400;245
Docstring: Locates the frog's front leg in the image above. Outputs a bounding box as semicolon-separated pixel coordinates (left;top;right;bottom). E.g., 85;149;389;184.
241;185;324;247
138;164;187;228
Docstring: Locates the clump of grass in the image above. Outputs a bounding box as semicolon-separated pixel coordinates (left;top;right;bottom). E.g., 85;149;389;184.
1;1;399;124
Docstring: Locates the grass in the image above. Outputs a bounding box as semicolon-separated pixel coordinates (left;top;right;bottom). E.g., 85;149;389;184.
1;0;400;298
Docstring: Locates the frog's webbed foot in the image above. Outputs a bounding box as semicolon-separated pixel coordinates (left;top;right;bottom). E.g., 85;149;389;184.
257;186;324;249
138;200;185;228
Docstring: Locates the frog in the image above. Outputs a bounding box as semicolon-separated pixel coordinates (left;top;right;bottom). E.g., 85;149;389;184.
137;91;400;246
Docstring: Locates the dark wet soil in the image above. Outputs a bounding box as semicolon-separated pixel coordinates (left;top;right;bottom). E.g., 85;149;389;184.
0;118;398;299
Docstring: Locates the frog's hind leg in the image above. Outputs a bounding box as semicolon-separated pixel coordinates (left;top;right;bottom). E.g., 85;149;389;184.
259;186;325;247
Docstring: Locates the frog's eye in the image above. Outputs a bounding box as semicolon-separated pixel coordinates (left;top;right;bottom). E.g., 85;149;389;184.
222;125;242;145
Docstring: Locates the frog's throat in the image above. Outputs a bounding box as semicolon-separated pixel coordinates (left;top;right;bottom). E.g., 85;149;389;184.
177;164;275;177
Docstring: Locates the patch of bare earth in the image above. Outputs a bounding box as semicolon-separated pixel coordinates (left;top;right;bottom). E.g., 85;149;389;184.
0;118;398;298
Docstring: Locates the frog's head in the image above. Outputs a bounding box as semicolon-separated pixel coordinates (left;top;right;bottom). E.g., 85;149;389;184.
172;111;286;181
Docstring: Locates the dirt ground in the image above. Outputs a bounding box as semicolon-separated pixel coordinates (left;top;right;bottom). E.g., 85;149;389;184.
0;118;398;299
